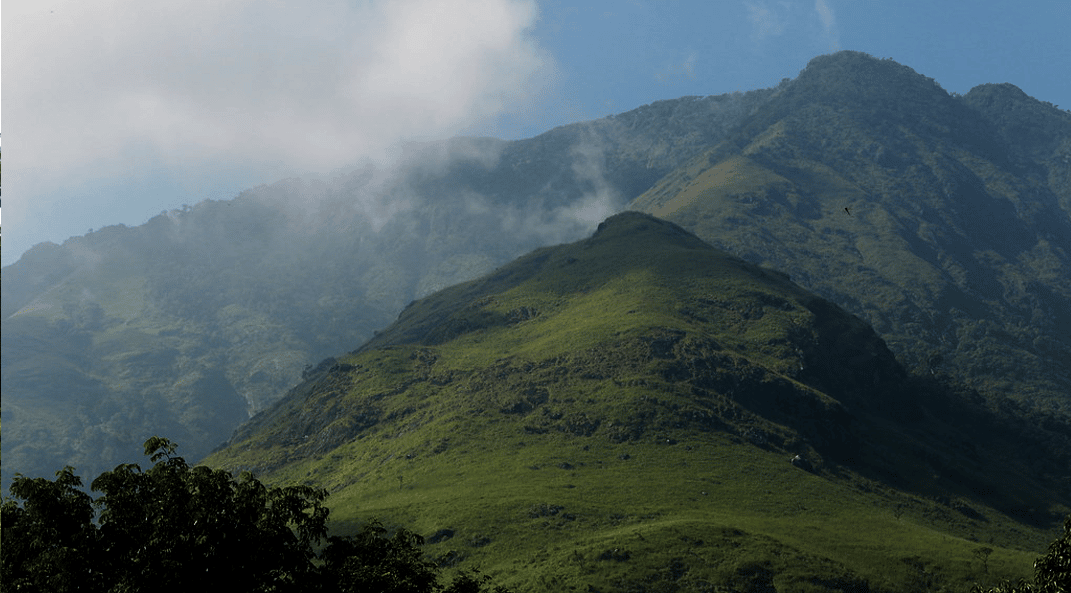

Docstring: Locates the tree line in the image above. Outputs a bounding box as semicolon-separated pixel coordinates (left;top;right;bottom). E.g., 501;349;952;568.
1;437;508;593
3;437;1068;592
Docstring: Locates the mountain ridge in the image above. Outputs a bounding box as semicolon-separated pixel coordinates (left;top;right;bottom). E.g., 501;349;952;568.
632;50;1071;412
1;83;778;488
208;211;1070;592
4;50;1070;498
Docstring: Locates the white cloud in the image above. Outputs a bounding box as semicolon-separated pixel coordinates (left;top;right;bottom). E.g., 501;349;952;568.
745;0;840;52
814;0;840;51
11;0;550;172
745;1;789;41
655;52;698;83
5;0;554;260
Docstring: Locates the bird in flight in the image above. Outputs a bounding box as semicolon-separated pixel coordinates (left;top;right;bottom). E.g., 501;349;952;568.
844;207;851;216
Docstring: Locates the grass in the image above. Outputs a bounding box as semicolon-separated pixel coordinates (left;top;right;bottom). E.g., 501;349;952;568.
219;419;1043;591
205;214;1059;592
629;80;1071;415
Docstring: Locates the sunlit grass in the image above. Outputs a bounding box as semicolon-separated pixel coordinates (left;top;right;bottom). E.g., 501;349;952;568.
204;213;1056;591
261;424;1040;592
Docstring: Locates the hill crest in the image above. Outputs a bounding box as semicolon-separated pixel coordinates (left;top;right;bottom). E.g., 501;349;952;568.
222;210;908;464
210;211;1070;591
631;52;1071;412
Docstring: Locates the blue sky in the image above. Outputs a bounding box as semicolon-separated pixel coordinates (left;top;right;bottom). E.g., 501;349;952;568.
4;0;1070;266
514;0;1070;138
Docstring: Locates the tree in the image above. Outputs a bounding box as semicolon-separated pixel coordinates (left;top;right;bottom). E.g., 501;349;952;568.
88;437;329;593
975;546;994;574
2;437;329;593
1;467;100;592
1033;514;1070;593
2;437;511;593
319;521;440;593
971;513;1071;593
441;568;514;593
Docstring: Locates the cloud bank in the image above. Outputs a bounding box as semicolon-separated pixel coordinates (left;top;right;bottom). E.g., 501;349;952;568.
5;0;553;262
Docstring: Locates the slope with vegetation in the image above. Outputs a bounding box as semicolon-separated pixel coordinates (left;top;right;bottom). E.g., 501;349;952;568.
1;89;774;490
6;51;1069;492
207;213;1071;592
632;51;1071;412
2;437;510;593
6;434;1069;592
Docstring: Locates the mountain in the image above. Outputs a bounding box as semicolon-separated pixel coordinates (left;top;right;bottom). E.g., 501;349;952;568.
631;51;1071;412
1;89;774;489
207;212;1071;592
4;48;1070;497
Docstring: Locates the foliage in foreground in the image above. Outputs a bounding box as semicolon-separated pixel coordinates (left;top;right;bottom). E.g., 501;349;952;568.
0;437;507;593
972;514;1071;593
3;437;1069;593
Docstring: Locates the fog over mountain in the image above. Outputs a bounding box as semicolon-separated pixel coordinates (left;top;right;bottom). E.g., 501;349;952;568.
3;52;1070;501
1;86;771;488
3;0;554;267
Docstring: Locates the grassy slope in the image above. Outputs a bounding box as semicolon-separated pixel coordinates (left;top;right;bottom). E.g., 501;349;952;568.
318;438;1043;592
630;53;1071;412
208;213;1062;592
1;243;253;485
638;149;947;329
2;89;771;492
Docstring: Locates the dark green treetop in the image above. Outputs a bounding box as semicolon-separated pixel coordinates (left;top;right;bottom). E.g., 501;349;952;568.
971;514;1071;593
1;437;509;593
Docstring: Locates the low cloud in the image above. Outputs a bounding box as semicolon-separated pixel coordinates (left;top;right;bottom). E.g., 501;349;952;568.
745;0;839;51
500;128;620;248
656;53;698;84
12;0;550;172
814;0;840;51
5;0;554;262
746;1;790;41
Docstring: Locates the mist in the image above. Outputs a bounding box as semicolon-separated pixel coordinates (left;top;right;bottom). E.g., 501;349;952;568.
2;0;775;489
4;0;556;266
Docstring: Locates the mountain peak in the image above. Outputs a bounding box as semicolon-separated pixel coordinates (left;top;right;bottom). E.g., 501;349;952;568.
964;81;1071;159
799;51;943;90
787;51;954;112
210;208;1069;591
589;211;709;249
729;51;970;152
224;211;914;474
967;81;1031;102
340;211;909;436
355;210;790;353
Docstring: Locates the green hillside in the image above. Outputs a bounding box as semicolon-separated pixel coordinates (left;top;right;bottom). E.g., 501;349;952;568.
208;212;1070;592
7;51;1070;497
1;89;774;489
631;51;1071;413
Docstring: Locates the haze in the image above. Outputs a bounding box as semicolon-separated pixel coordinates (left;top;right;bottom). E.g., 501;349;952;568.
3;0;1069;266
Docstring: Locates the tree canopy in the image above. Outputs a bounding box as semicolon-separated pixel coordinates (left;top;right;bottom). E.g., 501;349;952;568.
971;513;1071;593
1;437;507;593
